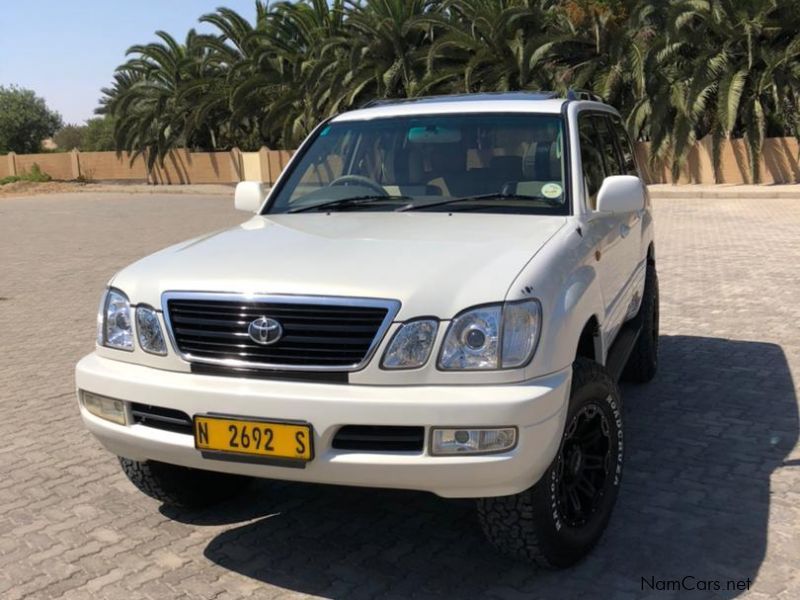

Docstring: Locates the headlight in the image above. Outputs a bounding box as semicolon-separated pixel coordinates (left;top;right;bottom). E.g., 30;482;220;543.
381;319;438;369
99;288;133;351
135;305;167;355
438;300;541;370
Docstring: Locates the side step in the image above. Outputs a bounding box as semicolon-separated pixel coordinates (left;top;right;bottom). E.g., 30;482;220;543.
605;318;642;382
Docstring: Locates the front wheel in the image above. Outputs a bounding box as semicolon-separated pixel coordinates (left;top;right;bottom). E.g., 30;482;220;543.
119;458;252;508
477;358;623;568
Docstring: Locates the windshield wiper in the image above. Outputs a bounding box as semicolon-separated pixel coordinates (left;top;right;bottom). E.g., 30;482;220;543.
401;192;561;212
288;195;413;213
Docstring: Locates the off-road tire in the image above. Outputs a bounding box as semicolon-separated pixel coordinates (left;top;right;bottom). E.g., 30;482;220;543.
622;264;659;383
477;358;623;568
119;458;252;508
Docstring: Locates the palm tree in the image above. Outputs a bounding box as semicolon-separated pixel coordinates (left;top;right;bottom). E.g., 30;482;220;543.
221;0;348;148
554;1;662;133
416;0;561;95
96;0;800;180
330;0;435;104
660;0;800;182
100;30;219;170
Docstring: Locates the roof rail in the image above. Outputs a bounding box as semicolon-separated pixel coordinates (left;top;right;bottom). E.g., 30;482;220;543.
567;89;606;103
359;91;561;109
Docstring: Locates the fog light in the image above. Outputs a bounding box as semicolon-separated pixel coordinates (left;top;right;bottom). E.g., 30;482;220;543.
81;391;127;425
430;427;516;455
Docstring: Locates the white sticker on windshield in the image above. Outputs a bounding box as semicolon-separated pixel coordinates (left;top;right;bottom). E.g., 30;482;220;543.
542;183;563;199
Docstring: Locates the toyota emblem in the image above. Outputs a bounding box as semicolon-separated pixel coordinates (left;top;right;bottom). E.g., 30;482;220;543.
247;316;283;345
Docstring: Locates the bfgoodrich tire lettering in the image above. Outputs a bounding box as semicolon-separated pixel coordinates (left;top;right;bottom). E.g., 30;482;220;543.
119;458;252;508
477;358;623;568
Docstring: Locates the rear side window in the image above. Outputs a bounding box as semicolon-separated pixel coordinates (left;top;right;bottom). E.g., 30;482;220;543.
610;116;638;175
578;115;606;209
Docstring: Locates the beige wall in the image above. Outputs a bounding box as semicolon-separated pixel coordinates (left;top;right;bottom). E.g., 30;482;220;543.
0;154;13;178
14;152;75;180
634;137;800;184
79;151;148;180
3;137;799;185
149;149;243;184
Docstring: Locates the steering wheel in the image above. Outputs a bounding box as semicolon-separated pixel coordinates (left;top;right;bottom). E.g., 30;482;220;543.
329;175;387;196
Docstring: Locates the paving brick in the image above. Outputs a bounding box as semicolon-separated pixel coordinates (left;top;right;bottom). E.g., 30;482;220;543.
1;191;798;599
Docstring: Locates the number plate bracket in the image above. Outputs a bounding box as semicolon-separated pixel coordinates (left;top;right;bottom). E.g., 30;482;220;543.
198;450;309;469
193;413;314;467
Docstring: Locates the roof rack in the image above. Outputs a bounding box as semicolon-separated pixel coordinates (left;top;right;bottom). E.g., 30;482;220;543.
566;89;606;103
359;91;561;109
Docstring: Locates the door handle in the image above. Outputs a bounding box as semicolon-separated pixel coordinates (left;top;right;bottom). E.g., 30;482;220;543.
620;222;631;238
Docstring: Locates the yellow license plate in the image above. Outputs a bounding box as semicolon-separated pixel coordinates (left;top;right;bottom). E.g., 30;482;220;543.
194;415;313;463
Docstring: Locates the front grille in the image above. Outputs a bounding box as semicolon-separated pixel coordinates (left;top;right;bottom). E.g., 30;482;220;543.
332;425;425;452
165;294;397;371
131;403;193;435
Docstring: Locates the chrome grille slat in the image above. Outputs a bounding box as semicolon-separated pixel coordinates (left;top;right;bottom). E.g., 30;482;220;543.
163;292;400;372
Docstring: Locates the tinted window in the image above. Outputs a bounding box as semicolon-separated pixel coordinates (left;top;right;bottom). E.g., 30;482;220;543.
610;116;638;175
593;115;623;176
578;115;605;209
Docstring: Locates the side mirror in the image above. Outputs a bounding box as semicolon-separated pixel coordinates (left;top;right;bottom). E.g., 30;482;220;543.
234;181;269;213
596;175;645;214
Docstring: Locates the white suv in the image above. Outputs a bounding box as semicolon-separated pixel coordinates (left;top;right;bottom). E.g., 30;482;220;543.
76;92;658;568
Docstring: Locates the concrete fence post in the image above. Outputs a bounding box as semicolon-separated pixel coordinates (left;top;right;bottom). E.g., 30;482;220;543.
7;152;17;177
70;149;81;180
230;147;243;182
258;146;271;185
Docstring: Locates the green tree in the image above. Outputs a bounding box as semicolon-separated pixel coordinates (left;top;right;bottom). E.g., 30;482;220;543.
53;124;85;151
417;0;562;95
82;117;117;151
99;30;219;169
658;0;800;182
95;0;800;181
0;86;63;154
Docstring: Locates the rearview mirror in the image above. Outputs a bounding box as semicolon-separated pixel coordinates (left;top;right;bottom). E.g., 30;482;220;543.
234;181;269;212
596;175;645;214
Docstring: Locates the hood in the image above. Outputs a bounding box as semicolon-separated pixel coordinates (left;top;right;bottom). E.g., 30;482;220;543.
112;212;566;319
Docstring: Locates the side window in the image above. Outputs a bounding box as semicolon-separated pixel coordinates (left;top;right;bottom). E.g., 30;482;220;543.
593;115;624;177
578;114;605;209
610;116;638;175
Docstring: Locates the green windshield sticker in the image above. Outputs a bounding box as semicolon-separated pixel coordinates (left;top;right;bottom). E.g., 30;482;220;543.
320;126;331;136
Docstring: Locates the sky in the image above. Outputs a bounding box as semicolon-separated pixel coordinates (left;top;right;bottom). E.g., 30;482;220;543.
0;0;259;125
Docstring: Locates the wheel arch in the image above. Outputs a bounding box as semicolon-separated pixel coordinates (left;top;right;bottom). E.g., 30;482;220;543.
575;315;602;364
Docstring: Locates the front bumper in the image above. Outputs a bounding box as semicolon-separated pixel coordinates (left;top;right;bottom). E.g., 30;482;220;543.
76;353;570;498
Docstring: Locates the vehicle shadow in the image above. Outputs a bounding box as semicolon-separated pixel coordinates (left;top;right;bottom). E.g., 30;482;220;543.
161;335;798;599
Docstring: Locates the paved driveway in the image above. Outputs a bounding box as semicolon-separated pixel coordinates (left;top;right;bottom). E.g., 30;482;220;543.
1;192;798;599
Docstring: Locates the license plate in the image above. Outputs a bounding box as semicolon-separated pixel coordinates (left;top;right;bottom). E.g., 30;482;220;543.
194;415;313;464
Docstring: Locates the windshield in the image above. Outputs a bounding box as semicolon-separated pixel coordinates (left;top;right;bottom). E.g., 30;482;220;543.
265;113;569;215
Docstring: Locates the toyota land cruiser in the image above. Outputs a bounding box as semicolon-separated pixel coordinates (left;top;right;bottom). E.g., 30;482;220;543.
76;92;658;568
